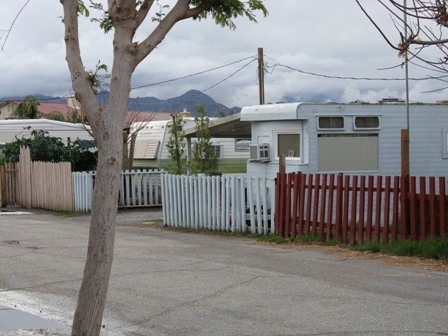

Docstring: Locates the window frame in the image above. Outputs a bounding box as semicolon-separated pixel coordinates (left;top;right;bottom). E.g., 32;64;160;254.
211;144;222;159
353;116;381;130
274;131;301;160
234;138;251;152
317;116;345;130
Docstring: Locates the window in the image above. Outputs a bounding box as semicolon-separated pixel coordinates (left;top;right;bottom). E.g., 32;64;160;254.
212;145;221;158
234;138;251;152
277;133;300;158
354;116;380;129
318;116;344;129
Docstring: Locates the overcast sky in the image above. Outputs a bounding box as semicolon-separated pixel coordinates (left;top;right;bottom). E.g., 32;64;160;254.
1;1;447;108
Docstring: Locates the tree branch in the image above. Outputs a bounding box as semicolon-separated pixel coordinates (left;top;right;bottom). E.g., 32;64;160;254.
61;0;100;123
135;0;203;64
135;0;155;28
355;0;402;51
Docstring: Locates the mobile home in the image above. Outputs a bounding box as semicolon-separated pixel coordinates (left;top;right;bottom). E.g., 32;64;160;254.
0;119;93;147
132;117;250;172
241;102;448;178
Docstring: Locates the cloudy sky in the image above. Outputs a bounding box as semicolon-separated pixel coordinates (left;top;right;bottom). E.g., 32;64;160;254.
0;1;447;108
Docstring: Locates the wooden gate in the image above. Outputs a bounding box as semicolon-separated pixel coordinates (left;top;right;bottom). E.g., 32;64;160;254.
16;147;73;211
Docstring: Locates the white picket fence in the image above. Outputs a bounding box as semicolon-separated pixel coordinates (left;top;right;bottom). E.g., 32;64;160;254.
72;169;164;212
161;174;275;234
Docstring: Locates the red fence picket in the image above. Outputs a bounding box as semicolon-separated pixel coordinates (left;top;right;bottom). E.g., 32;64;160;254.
275;172;448;244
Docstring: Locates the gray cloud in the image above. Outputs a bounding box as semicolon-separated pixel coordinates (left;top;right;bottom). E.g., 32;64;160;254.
1;0;447;108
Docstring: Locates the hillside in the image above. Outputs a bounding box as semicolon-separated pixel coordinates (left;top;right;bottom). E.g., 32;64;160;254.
1;90;238;117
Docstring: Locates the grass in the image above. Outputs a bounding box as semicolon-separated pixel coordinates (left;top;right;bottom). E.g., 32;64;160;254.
354;236;448;260
257;233;338;245
258;232;448;261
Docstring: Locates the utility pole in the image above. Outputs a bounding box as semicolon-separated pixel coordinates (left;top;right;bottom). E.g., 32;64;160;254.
401;0;410;178
258;47;265;105
401;0;410;239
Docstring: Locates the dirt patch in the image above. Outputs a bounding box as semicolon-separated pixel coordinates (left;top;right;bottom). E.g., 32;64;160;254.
261;241;448;272
117;219;164;228
120;221;448;272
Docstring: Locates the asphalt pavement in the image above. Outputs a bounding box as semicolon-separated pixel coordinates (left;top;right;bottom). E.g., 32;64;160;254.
0;208;447;336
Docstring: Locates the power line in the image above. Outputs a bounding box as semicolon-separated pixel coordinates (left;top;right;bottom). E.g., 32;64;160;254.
131;56;256;91
268;62;448;82
203;58;257;92
1;0;32;51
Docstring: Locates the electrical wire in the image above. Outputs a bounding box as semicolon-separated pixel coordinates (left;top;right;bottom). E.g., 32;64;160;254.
203;58;257;92
1;0;32;51
268;62;448;82
131;56;256;91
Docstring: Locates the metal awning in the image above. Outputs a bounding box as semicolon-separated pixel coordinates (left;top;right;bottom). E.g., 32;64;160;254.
183;113;251;138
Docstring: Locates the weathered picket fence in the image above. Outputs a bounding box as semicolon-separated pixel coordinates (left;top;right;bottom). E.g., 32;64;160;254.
161;174;275;233
73;169;164;212
9;147;73;211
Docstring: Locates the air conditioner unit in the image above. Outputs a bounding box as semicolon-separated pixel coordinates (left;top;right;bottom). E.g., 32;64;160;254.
249;143;270;162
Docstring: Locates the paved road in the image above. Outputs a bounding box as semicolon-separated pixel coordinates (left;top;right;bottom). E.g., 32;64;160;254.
0;209;447;335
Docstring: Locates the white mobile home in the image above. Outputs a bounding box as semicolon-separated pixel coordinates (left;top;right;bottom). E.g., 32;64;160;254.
132;116;250;171
0;119;93;146
241;102;448;178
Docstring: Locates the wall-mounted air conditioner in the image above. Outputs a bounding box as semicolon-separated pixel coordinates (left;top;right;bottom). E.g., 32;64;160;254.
249;143;270;162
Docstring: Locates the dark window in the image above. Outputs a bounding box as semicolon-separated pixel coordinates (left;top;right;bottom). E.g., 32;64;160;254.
318;116;344;129
277;133;300;157
212;145;221;158
354;116;380;129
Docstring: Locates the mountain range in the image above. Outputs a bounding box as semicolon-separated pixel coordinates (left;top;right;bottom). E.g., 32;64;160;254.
1;90;240;117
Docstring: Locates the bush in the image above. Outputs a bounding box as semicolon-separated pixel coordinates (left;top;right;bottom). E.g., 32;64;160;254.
1;129;97;171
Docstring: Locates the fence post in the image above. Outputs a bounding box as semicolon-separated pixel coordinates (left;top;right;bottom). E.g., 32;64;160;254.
382;176;391;244
318;174;328;241
334;173;344;242
325;174;335;241
428;177;436;238
275;172;286;237
439;177;446;238
349;175;358;245
0;165;4;207
409;176;417;240
400;175;409;240
418;177;427;241
284;173;293;237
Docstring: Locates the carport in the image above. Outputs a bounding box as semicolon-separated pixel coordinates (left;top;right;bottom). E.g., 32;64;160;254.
183;112;251;158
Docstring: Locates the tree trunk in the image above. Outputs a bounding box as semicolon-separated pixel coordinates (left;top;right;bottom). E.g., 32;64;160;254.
72;127;122;336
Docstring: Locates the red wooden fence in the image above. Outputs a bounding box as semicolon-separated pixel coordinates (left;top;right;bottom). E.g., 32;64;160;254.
275;172;447;244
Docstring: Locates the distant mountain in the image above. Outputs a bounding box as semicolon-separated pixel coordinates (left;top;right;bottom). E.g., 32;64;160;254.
99;89;234;116
129;90;235;116
1;90;237;117
1;94;67;103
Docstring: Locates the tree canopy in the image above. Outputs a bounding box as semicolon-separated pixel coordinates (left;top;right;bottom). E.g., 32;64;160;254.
14;95;40;119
